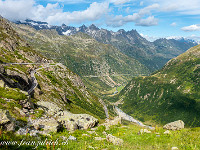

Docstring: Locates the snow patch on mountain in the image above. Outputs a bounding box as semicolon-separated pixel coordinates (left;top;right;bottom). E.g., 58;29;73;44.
63;30;72;36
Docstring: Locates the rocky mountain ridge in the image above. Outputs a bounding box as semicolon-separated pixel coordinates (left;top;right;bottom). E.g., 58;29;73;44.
12;22;150;98
16;19;198;72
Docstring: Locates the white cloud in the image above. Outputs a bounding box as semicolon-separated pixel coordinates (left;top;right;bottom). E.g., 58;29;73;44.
106;4;159;27
125;7;131;13
181;24;200;31
166;35;200;43
45;2;109;25
136;16;158;26
110;0;130;5
146;0;200;15
170;22;177;27
140;1;144;6
188;34;200;42
46;0;88;4
140;33;159;41
166;36;182;40
0;0;109;25
0;0;35;21
32;3;63;22
0;0;159;27
138;4;159;16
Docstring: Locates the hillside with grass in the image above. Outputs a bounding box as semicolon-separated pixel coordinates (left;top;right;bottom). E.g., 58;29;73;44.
115;45;200;127
11;23;150;97
1;16;200;150
0;16;106;121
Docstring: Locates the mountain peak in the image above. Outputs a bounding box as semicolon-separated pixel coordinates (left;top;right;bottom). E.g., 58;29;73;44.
89;24;99;30
62;23;67;27
80;24;87;28
117;29;126;34
79;24;88;32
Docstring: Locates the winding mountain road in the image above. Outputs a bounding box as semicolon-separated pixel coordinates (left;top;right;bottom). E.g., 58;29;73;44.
83;74;147;78
3;62;110;118
27;63;59;94
28;63;110;119
3;63;56;95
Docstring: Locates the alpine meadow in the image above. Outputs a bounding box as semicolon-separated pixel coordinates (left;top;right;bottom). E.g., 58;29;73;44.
0;0;200;149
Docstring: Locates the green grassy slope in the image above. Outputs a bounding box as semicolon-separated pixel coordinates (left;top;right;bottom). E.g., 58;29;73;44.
115;45;200;126
0;16;106;120
1;123;200;150
12;24;150;97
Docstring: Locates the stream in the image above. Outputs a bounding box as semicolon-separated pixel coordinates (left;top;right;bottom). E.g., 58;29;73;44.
115;106;154;129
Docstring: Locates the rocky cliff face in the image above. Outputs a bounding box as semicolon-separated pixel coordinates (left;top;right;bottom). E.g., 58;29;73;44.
116;45;200;127
0;16;107;135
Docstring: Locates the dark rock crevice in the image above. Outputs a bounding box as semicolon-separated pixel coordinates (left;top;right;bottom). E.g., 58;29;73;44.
0;73;32;91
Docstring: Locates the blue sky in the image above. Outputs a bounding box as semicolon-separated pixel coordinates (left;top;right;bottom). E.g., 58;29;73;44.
0;0;200;41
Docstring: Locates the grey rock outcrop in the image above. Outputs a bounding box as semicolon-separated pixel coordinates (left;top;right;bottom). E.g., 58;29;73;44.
163;120;184;131
103;116;121;127
37;101;98;131
37;101;63;116
19;99;34;115
106;134;123;145
29;117;61;134
0;109;15;131
58;111;98;131
164;130;171;134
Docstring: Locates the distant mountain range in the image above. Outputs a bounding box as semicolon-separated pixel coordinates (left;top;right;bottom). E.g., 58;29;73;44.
12;21;150;97
16;19;198;72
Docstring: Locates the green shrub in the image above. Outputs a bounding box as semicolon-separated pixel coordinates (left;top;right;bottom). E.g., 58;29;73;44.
0;87;27;100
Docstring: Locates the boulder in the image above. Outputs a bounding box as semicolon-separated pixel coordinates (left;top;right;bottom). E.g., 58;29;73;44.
37;101;63;115
62;120;78;131
74;114;98;130
16;128;28;135
106;134;123;145
0;109;15;131
5;122;15;131
0;109;11;124
58;111;98;131
36;102;98;131
163;120;184;131
164;130;171;134
30;117;61;134
103;116;121;127
14;107;26;116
